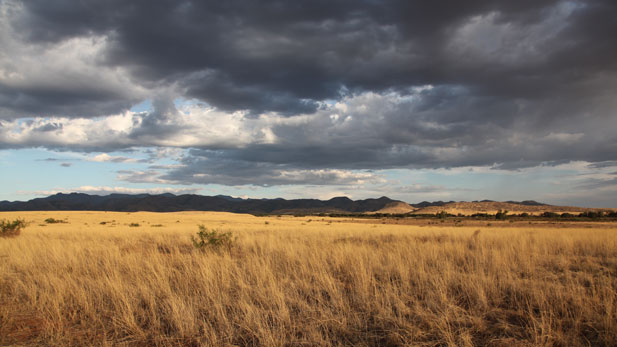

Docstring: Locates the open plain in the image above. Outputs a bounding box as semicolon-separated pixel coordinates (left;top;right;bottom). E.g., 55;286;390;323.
1;211;616;346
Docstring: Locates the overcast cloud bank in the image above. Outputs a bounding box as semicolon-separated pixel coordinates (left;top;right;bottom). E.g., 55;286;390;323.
1;0;616;205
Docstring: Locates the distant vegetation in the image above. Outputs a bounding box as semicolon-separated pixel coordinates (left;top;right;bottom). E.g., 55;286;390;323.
44;217;67;224
318;210;617;220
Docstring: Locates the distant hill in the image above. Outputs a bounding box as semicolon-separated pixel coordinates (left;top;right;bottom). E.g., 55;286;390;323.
0;193;403;214
411;201;614;216
367;200;577;215
410;201;454;208
370;201;417;214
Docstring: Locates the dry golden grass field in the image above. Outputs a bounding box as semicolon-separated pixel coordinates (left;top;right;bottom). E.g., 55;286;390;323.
1;211;616;346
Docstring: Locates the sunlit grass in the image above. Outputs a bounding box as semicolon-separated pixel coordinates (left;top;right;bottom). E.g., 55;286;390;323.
1;211;616;346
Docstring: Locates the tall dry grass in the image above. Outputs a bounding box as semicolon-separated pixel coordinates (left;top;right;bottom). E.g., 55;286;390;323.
0;212;616;346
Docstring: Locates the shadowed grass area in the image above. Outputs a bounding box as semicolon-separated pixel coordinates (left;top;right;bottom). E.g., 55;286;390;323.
0;211;616;346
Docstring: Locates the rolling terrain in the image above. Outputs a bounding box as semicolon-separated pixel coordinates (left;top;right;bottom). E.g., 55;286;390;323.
409;201;616;216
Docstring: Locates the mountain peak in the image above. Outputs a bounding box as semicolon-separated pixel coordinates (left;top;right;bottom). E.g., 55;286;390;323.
328;196;352;202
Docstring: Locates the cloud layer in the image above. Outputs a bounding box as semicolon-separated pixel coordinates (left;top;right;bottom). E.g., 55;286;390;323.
1;0;616;189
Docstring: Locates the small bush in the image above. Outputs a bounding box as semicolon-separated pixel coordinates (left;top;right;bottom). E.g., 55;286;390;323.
129;223;140;227
45;218;67;224
192;225;234;252
0;218;27;237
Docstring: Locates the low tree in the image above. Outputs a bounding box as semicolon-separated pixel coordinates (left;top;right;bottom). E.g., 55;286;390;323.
495;210;508;220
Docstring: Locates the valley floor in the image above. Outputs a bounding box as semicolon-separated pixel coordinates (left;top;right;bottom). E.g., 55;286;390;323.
1;211;616;346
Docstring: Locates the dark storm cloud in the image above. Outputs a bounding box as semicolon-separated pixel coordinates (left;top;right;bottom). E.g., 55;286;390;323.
588;161;617;169
128;96;187;140
0;81;140;119
145;156;379;186
1;0;617;181
7;0;615;116
33;122;62;132
181;71;321;116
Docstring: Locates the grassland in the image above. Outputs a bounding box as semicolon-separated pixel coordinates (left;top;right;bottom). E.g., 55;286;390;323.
1;211;616;346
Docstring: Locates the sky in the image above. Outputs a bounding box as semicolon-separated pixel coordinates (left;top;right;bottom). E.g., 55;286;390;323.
1;0;616;207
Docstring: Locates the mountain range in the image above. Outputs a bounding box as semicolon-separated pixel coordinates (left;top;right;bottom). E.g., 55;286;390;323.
0;193;580;215
0;193;406;214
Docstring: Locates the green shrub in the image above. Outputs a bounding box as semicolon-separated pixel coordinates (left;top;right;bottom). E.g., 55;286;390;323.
192;225;234;252
45;218;67;224
579;211;604;219
129;223;140;227
542;211;559;218
0;218;27;237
